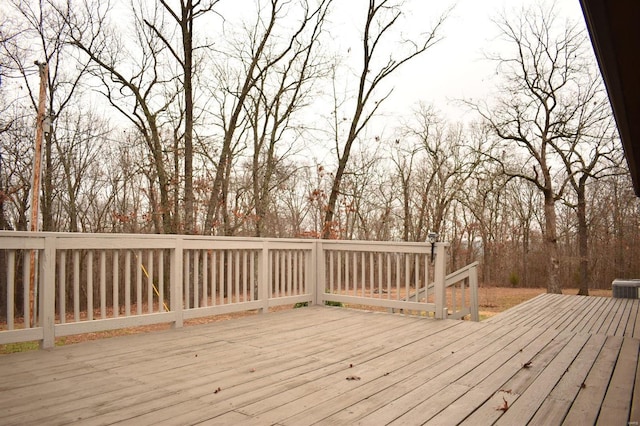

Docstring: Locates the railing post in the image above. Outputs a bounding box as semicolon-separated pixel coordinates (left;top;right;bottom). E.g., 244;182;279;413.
171;237;184;328
434;242;447;319
470;264;480;321
40;236;56;349
314;241;325;306
259;241;269;313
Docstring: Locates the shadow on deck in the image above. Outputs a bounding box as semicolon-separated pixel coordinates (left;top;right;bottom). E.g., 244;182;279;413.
0;293;638;425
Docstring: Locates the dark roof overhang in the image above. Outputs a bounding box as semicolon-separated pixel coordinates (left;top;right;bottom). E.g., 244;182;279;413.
580;0;640;196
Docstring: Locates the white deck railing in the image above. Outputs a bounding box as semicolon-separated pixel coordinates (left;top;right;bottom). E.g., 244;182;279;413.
0;231;479;349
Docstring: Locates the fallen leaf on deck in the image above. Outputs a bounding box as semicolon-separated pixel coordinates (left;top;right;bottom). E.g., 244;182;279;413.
522;361;532;369
499;389;512;394
496;396;509;412
249;368;256;373
346;375;361;381
580;382;587;389
349;363;353;368
214;387;222;394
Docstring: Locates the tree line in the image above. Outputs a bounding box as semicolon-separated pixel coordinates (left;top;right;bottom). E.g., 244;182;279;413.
1;0;638;294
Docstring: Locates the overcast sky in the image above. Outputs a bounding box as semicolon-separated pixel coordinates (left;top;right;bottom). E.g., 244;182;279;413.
327;0;588;122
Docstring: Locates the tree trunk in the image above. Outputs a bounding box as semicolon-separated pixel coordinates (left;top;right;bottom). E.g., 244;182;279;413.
544;190;562;294
147;122;173;234
576;181;589;295
42;130;54;231
402;174;410;242
323;147;352;239
182;0;195;235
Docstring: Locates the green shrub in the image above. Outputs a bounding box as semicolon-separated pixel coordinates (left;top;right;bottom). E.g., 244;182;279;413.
509;271;520;287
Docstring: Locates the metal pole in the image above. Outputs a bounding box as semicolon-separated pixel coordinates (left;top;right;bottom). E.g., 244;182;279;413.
29;61;47;327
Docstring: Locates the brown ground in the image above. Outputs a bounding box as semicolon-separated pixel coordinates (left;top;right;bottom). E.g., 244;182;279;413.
0;287;613;354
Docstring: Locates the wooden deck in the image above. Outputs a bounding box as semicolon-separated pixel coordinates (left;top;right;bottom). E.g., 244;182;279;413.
0;293;638;425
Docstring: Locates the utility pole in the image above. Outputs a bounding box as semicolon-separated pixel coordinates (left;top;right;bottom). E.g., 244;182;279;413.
29;61;48;327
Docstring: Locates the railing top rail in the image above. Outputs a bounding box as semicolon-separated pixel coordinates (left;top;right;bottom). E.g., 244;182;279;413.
445;261;480;286
321;240;450;252
0;236;46;249
0;232;454;251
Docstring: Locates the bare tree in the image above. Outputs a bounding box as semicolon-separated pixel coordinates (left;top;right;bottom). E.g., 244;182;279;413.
64;0;179;233
202;0;332;235
506;179;543;287
144;0;221;234
0;19;15;231
0;113;33;231
2;0;91;231
395;105;479;242
459;137;510;285
389;132;420;242
336;146;383;240
105;134;151;233
554;105;625;295
245;0;330;237
321;0;448;239
587;174;640;286
54;108;110;232
469;5;598;293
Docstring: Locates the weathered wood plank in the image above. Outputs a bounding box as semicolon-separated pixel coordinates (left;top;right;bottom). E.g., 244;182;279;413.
631;343;640;425
541;295;594;332
597;337;639;424
24;312;456;425
528;333;607;426
412;326;562;425
251;322;492;426
599;297;628;336
340;323;542;426
562;335;623;425
611;298;633;336
624;299;639;338
483;294;547;326
0;295;637;426
494;333;590;425
488;294;566;330
633;299;640;339
557;295;601;334
579;296;616;335
459;329;578;426
235;321;488;423
2;308;382;419
192;410;253;425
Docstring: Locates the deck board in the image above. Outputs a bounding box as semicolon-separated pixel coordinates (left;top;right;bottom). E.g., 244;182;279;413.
623;299;639;337
1;293;638;425
493;333;590;425
561;335;623;425
598;337;640;424
527;333;607;425
560;295;599;333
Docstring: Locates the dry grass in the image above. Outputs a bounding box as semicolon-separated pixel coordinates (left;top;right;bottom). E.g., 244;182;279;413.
1;287;613;354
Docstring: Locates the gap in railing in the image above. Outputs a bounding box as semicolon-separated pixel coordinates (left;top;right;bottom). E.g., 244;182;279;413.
324;250;432;301
270;249;309;299
54;248;172;324
1;249;37;330
184;249;260;309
